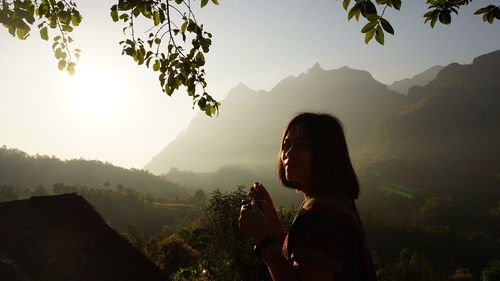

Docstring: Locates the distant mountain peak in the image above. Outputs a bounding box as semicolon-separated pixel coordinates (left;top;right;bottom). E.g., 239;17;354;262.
225;82;255;97
230;82;252;92
307;62;323;74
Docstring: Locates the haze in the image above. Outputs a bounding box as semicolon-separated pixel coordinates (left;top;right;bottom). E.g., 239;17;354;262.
1;0;498;169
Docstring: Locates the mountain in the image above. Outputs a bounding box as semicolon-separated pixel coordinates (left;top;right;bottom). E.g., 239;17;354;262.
358;50;500;191
145;63;406;174
0;147;188;198
389;65;444;95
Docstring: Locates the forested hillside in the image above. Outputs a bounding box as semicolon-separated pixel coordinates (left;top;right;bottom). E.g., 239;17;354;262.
357;50;500;194
0;146;188;198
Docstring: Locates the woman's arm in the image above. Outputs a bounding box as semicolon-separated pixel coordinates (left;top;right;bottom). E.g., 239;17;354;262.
239;203;334;281
260;243;335;281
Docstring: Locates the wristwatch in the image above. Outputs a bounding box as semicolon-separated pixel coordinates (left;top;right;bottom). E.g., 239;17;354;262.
254;236;276;258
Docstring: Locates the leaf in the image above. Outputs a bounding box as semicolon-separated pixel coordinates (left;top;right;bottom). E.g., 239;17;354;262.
343;0;351;10
119;13;129;21
364;28;376;44
366;14;379;21
58;59;67;70
487;11;495;23
354;8;362;21
431;15;438;28
423;10;436;17
111;8;119;22
198;97;207;109
71;15;80;26
201;0;209;8
474;5;495;15
364;1;377;16
211;104;217;116
153;60;160;71
348;3;360;20
380;18;394;35
391;0;401;10
164;84;172;96
153;11;160;25
40;26;48;40
181;21;188;33
159;10;165;23
55;48;63;59
483;12;489;22
133;6;140;17
16;28;29;40
361;21;377;33
67;63;76;75
187;20;197;32
196;52;205;66
375;24;384;45
438;10;451;24
211;0;220;5
62;24;73;32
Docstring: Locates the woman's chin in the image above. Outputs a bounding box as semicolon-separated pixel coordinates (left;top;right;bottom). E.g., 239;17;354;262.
285;177;301;189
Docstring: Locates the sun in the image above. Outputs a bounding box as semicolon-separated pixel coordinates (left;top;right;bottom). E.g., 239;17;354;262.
65;64;130;119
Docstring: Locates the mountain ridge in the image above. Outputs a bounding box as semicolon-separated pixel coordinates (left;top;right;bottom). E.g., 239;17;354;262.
389;65;444;95
358;49;500;191
145;63;406;174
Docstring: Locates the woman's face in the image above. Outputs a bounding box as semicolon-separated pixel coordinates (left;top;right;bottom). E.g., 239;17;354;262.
281;123;313;191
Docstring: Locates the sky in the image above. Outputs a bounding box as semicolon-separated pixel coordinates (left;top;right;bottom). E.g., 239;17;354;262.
1;0;499;170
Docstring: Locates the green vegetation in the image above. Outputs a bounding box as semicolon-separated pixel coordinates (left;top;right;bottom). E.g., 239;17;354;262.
481;260;500;281
2;47;500;278
0;182;203;236
2;0;499;115
2;110;500;279
1;165;499;280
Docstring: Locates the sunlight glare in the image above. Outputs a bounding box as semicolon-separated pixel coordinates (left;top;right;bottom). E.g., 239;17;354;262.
65;65;130;120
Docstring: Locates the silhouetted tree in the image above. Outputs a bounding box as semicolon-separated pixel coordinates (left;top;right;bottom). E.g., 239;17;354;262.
146;234;199;279
0;185;18;202
481;260;500;281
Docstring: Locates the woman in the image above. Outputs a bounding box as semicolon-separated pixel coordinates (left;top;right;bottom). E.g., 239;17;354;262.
238;113;377;281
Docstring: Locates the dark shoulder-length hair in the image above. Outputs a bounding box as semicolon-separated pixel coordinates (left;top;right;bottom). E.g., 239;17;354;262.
277;112;360;199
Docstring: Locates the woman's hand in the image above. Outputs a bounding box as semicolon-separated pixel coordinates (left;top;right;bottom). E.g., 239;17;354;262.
248;182;275;217
247;182;288;243
238;202;272;243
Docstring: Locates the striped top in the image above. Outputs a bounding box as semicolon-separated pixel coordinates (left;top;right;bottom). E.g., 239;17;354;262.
282;193;377;280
